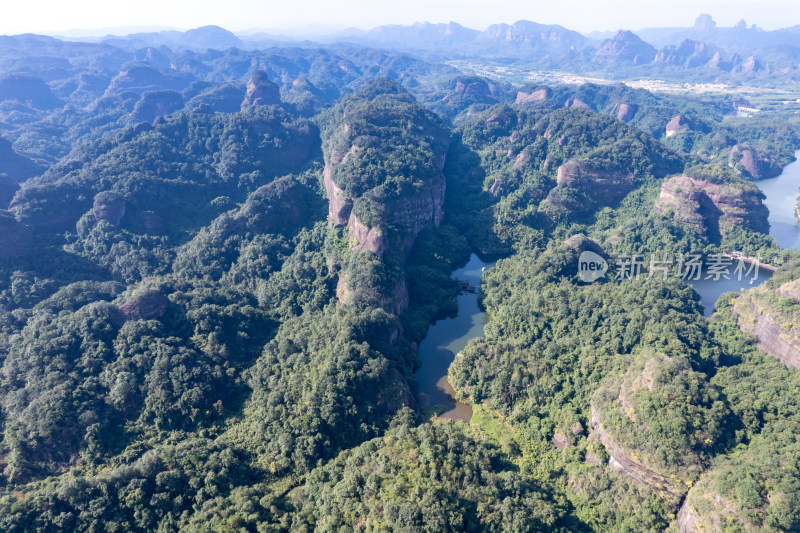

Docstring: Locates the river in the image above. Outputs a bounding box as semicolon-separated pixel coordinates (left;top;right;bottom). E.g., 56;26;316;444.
690;150;800;315
414;254;487;422
414;151;800;417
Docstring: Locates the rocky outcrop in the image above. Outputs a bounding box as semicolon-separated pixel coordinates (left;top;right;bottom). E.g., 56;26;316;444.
564;233;607;257
676;499;701;533
515;87;550;104
654;176;769;240
241;70;281;110
655;39;713;69
593;31;657;65
590;405;685;502
118;288;169;322
610;102;637;122
93;191;126;225
564;97;590;109
733;280;800;369
105;65;191;96
729;145;782;180
323;162;446;256
556;159;635;204
665;114;708;137
131;90;183;122
453;77;492;100
322;84;449;257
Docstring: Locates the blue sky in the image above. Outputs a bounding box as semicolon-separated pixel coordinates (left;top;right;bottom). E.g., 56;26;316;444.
4;0;800;36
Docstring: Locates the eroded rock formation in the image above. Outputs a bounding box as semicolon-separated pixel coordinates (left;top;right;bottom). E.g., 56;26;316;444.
556;159;635;204
93;191;126;225
729;144;782;180
654;175;768;240
733;279;800;369
241;70;281;110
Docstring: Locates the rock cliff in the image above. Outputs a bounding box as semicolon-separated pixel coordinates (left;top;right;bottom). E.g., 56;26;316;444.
733;279;800;369
131;90;184;122
93;191;126;225
321;80;449;257
589;405;686;503
241;70;281;110
556;159;635;204
610;102;637;122
118;288;170;322
654;175;769;240
728;144;782;180
593;31;657;65
665;114;708;137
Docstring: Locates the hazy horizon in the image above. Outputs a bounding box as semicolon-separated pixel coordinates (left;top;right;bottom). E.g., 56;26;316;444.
5;0;800;38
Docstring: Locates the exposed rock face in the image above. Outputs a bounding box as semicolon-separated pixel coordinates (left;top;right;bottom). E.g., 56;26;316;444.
590;405;685;502
131;90;183;122
241;70;281;110
118;288;170;322
322;84;449;257
594;31;657;65
665;114;707;137
323;163;446;256
93;191;126;225
564;233;607;258
610;102;637;122
729;145;782;180
453;77;491;99
323;159;354;228
0;210;33;258
105;65;191;96
654;176;769;240
733;280;800;369
515;87;551;104
676;500;701;533
564;97;590;109
556;159;635;204
655;39;713;69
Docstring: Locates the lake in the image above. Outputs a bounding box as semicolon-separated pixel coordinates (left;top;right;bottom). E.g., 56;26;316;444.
414;253;487;422
414;151;800;416
689;150;800;315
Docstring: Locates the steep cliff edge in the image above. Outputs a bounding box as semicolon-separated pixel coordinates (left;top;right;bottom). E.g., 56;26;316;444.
556;159;635;205
320;79;449;257
654;175;769;240
732;278;800;369
729;144;782;180
590;354;725;505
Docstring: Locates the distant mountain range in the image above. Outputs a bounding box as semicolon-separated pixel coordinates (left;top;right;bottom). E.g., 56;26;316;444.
33;15;799;86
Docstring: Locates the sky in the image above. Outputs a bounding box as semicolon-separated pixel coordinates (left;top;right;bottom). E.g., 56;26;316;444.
3;0;800;37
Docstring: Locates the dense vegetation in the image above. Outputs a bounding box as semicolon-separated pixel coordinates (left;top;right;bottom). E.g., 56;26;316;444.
1;32;800;531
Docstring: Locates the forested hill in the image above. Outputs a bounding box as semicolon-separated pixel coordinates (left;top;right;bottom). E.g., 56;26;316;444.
2;28;800;531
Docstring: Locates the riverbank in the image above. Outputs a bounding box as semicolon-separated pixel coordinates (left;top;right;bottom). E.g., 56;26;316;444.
414;253;488;422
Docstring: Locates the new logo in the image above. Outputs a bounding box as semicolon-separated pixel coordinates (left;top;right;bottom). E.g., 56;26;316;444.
578;251;608;283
